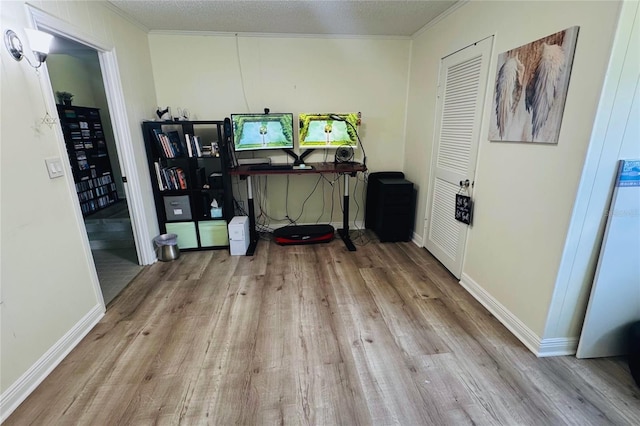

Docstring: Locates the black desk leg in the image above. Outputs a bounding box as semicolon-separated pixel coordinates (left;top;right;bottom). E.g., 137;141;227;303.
338;173;357;251
246;175;258;256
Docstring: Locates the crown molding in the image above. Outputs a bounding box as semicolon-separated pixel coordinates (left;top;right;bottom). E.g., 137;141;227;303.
412;0;470;38
103;1;150;33
148;30;411;41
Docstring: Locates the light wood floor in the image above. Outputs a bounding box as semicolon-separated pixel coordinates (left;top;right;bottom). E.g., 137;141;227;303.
6;237;640;425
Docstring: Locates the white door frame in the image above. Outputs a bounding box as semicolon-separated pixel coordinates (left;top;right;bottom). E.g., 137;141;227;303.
27;7;155;304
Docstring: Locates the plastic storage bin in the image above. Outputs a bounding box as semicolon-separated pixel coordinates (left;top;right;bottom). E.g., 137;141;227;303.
198;221;229;247
165;222;198;249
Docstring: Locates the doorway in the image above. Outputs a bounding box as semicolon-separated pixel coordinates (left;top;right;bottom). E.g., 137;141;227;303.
423;38;492;278
46;35;142;305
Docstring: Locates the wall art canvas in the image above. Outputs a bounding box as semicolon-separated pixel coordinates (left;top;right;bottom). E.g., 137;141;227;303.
489;26;579;143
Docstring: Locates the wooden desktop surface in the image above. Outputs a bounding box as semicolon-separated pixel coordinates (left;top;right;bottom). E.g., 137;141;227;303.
228;162;366;176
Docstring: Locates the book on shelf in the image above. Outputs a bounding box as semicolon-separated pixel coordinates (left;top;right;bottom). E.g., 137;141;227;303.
183;133;204;157
157;165;188;191
185;134;194;158
176;167;187;190
152;128;172;158
159;167;170;190
159;168;168;189
193;135;203;157
166;131;186;157
153;161;165;191
166;168;178;190
160;134;172;158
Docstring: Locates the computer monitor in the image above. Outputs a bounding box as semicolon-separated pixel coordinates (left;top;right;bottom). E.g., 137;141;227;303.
231;113;294;151
299;113;359;149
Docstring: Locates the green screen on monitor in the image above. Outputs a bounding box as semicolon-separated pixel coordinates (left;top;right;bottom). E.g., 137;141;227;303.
299;113;358;148
231;113;294;151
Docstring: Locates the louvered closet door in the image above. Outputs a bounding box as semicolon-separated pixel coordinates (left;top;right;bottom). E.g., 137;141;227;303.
424;38;492;278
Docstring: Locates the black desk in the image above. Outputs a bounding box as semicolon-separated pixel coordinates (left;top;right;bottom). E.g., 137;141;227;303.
228;162;367;254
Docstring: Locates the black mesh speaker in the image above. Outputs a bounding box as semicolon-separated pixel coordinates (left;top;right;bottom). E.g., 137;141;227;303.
365;171;405;229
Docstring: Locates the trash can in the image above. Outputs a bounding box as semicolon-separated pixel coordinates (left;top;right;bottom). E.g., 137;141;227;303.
154;233;180;261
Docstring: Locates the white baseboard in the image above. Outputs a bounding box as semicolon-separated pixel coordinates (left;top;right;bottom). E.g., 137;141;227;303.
537;337;579;357
412;231;423;247
0;304;104;422
459;273;559;357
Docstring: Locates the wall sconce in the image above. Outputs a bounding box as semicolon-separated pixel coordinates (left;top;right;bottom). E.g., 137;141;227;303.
4;28;53;69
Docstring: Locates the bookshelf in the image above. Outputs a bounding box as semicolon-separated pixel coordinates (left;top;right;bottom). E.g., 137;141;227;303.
57;105;119;216
142;120;233;250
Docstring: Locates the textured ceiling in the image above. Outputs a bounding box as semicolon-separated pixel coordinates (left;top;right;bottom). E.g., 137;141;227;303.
108;0;460;37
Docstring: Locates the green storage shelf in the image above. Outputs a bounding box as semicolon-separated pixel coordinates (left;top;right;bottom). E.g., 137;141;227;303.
165;222;198;249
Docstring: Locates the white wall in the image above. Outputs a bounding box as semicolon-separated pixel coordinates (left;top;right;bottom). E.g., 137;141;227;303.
148;34;411;224
404;1;621;344
0;0;157;417
48;54;96;105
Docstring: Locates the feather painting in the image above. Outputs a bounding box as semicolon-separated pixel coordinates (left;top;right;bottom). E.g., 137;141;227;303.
489;27;579;143
526;43;565;138
495;55;524;138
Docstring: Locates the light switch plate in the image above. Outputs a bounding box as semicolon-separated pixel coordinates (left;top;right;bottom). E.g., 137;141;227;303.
45;157;65;179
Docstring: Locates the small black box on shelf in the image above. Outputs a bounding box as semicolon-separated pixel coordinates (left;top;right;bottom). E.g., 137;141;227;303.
208;173;223;189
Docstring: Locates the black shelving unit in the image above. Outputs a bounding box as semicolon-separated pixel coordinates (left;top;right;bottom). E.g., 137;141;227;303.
58;105;119;216
142;120;233;250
